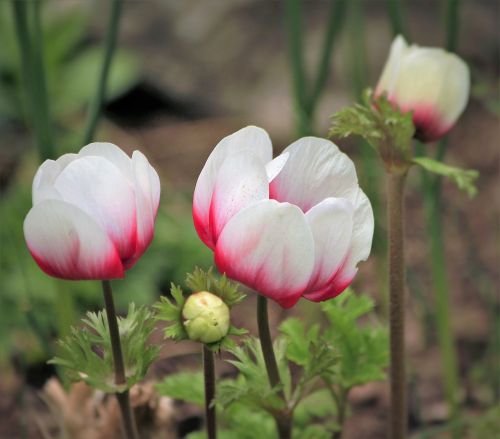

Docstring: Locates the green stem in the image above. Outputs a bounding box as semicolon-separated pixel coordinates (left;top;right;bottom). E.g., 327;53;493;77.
347;0;387;317
256;296;291;439
384;0;407;38
332;387;348;439
203;345;217;439
444;0;460;52
102;280;139;439
416;144;461;433
11;0;55;161
82;0;123;144
387;171;408;439
305;0;347;117
284;0;309;136
54;281;76;338
413;0;462;432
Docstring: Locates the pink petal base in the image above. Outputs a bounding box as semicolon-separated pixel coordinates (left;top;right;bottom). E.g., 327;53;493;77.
28;246;124;281
303;275;354;303
215;249;303;309
397;101;452;143
193;206;215;250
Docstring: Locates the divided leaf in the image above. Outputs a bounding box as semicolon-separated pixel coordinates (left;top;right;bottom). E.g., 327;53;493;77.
50;304;159;393
321;290;389;388
413;156;479;198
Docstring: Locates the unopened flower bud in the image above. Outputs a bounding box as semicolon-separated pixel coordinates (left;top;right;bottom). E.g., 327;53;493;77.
182;291;230;343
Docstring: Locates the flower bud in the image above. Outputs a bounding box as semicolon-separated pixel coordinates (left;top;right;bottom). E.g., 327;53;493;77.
182;291;230;343
376;35;470;142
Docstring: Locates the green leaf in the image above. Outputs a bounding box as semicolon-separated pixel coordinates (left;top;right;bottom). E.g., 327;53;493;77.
294;388;335;427
217;337;289;411
321;290;389;388
52;47;140;118
155;371;205;406
413;156;479;198
329;89;415;170
279;318;315;366
50;304;159;392
42;6;90;67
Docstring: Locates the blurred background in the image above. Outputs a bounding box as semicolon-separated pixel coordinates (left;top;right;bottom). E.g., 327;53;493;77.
0;1;498;438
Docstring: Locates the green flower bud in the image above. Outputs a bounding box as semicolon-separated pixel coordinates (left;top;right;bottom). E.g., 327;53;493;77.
182;291;230;344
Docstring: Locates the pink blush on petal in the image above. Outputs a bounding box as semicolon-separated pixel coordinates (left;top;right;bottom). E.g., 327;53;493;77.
28;243;124;281
214;247;305;309
303;274;354;303
193;205;215;250
393;100;451;143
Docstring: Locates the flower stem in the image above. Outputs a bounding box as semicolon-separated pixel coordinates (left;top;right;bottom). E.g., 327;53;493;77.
444;0;460;52
384;0;407;38
11;0;55;161
284;0;308;136
285;0;347;136
387;171;408;439
203;345;217;439
82;0;123;144
256;296;292;439
101;280;139;439
347;0;388;318
305;0;347;118
415;143;461;434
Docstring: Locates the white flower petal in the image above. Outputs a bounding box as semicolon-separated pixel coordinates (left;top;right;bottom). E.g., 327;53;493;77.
265;152;289;182
270;137;358;212
24;200;123;280
53;156;137;261
393;48;470;140
32;154;79;205
79;142;133;181
193;126;272;242
215;200;315;308
320;188;374;299
304;198;354;295
375;35;409;96
129;151;161;266
204;151;269;248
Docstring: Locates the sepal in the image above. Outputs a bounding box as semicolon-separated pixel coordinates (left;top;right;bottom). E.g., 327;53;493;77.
154;267;247;350
330;89;415;172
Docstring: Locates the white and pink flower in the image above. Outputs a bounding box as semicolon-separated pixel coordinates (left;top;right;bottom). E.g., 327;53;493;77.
376;35;470;142
23;142;160;280
193;126;374;308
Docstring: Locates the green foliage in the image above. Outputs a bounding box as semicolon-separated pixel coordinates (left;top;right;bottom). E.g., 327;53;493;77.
321;289;389;388
293;389;338;438
413;156;479;198
156;290;387;438
467;405;500;439
49;304;159;392
0;1;139;124
155;371;205;406
280;318;338;388
218;337;290;410
154;284;188;341
329;89;415;170
155;268;246;350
